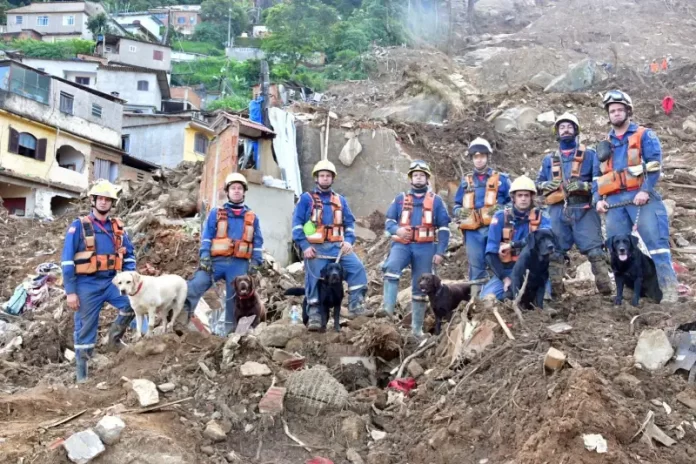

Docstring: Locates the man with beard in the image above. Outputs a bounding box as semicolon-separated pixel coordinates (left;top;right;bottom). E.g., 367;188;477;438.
292;160;369;330
480;176;552;300
183;172;264;335
536;113;612;298
61;179;137;382
595;90;679;302
381;160;451;337
453;137;511;299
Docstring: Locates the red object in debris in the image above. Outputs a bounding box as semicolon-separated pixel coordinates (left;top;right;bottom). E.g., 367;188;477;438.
306;458;334;464
678;284;693;297
259;386;286;414
188;315;210;334
282;357;306;370
48;438;65;450
673;261;689;275
662;96;674;115
387;377;417;394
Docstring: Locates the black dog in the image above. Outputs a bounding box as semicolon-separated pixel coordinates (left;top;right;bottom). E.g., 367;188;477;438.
508;229;557;310
607;234;662;306
418;273;471;335
284;262;345;332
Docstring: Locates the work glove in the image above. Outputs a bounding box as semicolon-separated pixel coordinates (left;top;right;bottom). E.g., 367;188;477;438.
566;181;591;193
456;208;472;219
199;256;213;273
540;180;561;193
486;204;503;216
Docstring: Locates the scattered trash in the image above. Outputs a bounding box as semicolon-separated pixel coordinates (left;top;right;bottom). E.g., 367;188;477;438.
387;378;416;395
583;433;608;453
547;322;573;334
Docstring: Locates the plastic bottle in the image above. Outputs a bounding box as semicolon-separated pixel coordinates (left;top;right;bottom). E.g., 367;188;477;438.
290;305;301;325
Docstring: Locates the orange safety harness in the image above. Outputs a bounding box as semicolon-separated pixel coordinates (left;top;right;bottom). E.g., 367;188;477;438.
499;208;541;264
210;208;256;259
544;146;587;205
459;171;500;231
306;192;344;244
597;127;646;197
74;216;125;274
393;192;436;244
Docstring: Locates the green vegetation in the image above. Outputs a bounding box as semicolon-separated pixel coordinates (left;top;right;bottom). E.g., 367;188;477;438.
174;40;224;56
0;39;96;59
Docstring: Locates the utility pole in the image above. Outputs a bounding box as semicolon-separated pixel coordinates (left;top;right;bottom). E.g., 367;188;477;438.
227;7;232;49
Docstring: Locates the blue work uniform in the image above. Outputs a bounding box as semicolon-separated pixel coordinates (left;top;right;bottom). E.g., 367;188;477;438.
61;213;136;379
185;203;264;335
537;146;604;256
480;207;552;300
292;188;368;318
452;169;511;281
383;189;450;334
595;122;678;294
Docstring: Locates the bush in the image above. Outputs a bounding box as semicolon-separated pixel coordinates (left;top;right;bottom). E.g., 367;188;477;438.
175;40;224;56
207;94;251;112
5;39;95;59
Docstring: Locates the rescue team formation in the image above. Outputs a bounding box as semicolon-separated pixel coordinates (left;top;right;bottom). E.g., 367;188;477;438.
61;90;682;382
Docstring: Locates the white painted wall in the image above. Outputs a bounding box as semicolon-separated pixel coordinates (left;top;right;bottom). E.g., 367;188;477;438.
21;58;99;82
245;183;295;266
97;69;161;111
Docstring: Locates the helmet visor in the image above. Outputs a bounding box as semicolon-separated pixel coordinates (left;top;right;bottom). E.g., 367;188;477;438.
409;160;429;171
602;90;630;106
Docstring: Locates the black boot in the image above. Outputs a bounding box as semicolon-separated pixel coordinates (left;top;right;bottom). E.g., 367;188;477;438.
107;312;135;349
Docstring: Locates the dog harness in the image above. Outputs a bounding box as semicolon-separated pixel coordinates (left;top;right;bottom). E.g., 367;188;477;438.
210;209;255;259
544;146;587;205
597;127;646;197
393;192;436;244
74;216;125;275
499;208;542;264
459;171;500;231
306;192;344;244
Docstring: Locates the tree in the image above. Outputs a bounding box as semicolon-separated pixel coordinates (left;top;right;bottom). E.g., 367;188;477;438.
87;13;113;37
200;0;251;43
192;21;227;47
262;0;339;69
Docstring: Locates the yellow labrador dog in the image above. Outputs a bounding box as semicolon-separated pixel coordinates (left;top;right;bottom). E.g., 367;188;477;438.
112;271;187;339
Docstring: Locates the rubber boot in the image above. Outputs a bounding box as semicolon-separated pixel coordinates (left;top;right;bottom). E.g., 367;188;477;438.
76;357;88;384
378;279;399;317
589;254;613;296
346;290;374;319
107;312;134;349
662;282;679;303
307;305;322;332
411;299;427;337
548;254;566;299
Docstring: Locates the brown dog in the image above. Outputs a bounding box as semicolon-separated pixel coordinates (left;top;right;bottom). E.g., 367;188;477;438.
233;275;265;329
418;273;471;335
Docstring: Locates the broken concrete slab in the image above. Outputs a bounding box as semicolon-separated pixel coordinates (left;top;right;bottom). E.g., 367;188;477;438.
547;322;573;334
339;137;363;167
94;415;125;445
634;329;674;371
676;390;696;411
257;323;306;348
63;429;105;464
130;379;160;407
285;261;304;275
259;386;286;414
544;58;608;93
240;361;271;377
494;107;540;133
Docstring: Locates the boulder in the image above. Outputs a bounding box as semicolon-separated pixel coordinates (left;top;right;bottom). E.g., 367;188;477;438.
94;416;125;445
203;419;231;442
354;225;377;242
157;382;176;393
63;429;105;463
339;137;363;167
130;379;160;407
494;107;541;133
634;329;674;370
256;323;306;348
544;58;608;93
528;71;555;90
536;111;556;126
397;287;412;310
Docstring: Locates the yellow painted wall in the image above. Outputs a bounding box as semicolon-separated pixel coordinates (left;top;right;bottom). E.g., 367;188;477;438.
183;126;209;163
0;111;90;190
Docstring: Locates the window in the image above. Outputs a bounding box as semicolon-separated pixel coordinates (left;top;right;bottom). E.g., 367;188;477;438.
75;76;90;85
9;65;50;104
59;91;74;114
94;158;118;183
92;104;102;118
137;80;148;91
190;17;196;24
105;46;113;52
177;17;186;24
129;45;137;52
36;16;48;27
15;16;22;25
8;128;47;161
194;133;208;154
153;50;163;61
121;135;130;153
63;15;75;26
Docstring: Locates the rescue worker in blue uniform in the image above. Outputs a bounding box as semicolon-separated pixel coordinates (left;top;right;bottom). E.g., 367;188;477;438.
453;137;511;299
595;90;679;303
61;179;136;383
185;172;264;335
292;160;370;330
381;160;451;337
481;176;552;300
536;113;613;297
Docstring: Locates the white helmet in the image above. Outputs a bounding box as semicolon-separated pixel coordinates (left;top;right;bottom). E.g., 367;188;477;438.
468;137;492;156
